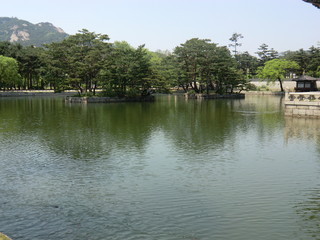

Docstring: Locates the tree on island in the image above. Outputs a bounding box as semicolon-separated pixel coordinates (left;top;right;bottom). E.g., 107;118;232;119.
174;38;245;94
100;41;153;97
257;59;300;92
235;51;259;79
43;29;111;94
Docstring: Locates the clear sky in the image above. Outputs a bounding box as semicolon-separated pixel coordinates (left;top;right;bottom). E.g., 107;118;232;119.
2;0;320;55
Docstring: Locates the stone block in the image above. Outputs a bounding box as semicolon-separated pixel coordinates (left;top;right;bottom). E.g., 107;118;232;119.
297;105;308;109
292;108;299;115
308;106;320;110
285;105;295;109
298;109;306;115
305;109;314;116
284;109;293;115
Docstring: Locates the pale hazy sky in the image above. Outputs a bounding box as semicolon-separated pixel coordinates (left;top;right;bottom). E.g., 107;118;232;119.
2;0;320;55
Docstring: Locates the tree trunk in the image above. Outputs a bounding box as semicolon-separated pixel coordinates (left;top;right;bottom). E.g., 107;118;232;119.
278;78;284;92
192;81;199;93
181;84;188;93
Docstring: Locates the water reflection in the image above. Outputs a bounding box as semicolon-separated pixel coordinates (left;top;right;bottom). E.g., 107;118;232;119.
296;187;320;239
283;116;320;239
0;95;286;161
284;117;320;144
40;102;157;160
0;95;319;240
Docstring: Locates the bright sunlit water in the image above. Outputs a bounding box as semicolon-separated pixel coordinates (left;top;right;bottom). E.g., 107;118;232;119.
0;94;319;240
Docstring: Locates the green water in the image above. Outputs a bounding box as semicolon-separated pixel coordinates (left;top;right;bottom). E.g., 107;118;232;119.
0;94;319;240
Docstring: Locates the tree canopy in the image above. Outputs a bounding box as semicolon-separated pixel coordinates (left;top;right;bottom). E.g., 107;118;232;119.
257;59;300;91
0;55;21;90
0;29;319;95
174;38;244;94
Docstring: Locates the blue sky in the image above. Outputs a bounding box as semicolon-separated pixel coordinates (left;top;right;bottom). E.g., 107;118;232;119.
2;0;320;55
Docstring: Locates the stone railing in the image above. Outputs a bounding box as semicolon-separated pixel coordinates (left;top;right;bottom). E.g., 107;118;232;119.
285;92;320;104
285;92;320;117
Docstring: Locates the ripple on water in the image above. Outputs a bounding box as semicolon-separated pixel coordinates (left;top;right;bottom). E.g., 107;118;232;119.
0;96;319;240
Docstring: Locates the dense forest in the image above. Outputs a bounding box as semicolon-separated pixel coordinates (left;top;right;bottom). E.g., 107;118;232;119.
0;29;319;96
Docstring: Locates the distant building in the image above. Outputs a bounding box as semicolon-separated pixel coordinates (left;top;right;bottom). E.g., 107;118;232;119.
293;75;319;92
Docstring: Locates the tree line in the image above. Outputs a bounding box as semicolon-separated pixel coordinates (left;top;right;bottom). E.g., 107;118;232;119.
0;30;319;95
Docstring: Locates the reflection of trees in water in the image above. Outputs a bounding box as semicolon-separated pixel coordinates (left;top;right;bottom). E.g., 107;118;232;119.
0;97;159;160
43;101;159;160
161;98;236;155
295;188;320;239
285;117;320;238
159;95;284;158
226;95;284;144
0;95;286;160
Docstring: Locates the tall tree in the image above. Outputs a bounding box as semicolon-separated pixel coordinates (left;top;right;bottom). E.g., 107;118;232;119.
17;46;44;89
308;46;320;77
174;38;221;93
100;42;153;97
256;43;278;65
282;49;309;76
257;59;300;92
235;51;259;79
174;38;244;94
0;42;23;59
44;29;110;94
229;33;243;56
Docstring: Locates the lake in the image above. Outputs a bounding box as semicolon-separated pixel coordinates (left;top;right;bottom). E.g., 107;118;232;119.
0;94;319;240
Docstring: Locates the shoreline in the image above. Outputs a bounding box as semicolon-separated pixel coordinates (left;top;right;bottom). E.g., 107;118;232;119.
0;90;75;97
0;90;285;98
65;95;155;103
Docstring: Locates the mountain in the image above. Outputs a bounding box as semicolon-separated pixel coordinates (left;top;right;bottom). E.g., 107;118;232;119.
0;17;68;46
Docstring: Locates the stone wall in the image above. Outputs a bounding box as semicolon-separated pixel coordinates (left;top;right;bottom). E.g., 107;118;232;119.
249;80;320;92
284;92;320;117
184;93;245;99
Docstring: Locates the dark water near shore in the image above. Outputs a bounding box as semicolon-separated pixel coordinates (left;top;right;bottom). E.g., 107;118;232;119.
0;95;319;240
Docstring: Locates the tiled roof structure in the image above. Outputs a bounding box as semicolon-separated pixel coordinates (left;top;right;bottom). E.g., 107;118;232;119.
303;0;320;8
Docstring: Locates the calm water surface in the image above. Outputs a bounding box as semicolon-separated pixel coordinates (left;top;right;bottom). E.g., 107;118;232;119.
0;95;319;240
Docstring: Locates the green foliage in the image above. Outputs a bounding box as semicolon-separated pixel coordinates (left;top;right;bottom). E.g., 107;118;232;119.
256;43;279;65
308;46;320;77
173;38;243;94
0;55;21;89
0;24;319;97
235;52;259;79
43;29;111;94
257;85;270;91
229;33;243;55
17;46;44;89
245;82;258;91
257;59;300;91
187;89;197;95
282;46;320;78
103;42;153;97
126;88;141;98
